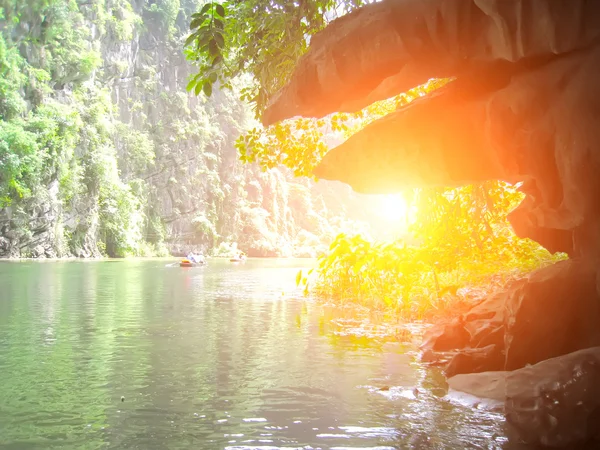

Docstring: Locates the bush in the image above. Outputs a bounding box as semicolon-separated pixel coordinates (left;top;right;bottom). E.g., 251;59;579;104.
299;182;568;321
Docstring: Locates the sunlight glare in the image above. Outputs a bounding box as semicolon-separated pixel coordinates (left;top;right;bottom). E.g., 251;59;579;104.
377;194;410;223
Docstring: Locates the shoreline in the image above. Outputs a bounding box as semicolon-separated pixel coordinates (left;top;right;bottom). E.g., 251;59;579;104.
0;255;317;261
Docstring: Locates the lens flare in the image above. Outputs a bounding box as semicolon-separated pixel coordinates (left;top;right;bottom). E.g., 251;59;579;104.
377;194;410;223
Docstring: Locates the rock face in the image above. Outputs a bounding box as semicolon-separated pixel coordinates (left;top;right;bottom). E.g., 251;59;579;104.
314;30;600;261
264;0;600;395
263;0;600;126
504;260;600;370
448;347;600;448
421;260;600;375
264;0;600;259
0;0;384;259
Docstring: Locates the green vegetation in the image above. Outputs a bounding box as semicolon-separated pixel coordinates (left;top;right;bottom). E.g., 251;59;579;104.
184;0;367;113
0;0;382;258
0;0;152;257
299;183;565;320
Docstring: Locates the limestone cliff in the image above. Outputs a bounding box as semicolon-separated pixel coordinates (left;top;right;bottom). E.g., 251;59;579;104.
0;0;376;258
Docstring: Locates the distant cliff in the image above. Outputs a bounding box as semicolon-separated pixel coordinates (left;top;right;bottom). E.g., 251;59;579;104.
0;0;380;258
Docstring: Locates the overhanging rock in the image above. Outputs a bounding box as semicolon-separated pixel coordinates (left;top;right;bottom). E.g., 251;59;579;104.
263;0;600;126
313;43;600;257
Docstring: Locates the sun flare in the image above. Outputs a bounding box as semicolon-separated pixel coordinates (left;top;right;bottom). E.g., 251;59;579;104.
377;194;413;223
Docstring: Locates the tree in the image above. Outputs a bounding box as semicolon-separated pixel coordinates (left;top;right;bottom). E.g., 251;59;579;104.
184;0;367;114
185;1;452;177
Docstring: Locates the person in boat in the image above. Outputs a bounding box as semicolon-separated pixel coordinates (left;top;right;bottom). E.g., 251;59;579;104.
186;251;205;264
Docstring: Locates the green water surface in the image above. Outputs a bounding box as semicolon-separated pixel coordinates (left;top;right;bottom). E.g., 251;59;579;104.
0;259;507;449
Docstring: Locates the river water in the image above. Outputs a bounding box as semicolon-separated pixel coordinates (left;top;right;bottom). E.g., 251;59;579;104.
0;259;507;449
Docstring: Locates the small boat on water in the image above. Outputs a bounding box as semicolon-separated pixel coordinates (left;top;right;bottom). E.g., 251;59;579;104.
230;255;247;263
179;258;205;267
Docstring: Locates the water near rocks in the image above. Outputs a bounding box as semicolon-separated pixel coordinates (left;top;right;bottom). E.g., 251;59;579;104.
0;258;506;449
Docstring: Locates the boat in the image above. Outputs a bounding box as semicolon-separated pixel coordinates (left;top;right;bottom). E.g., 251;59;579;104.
230;255;247;263
179;259;205;267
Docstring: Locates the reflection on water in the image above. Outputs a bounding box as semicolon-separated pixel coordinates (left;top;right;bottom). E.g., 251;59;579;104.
0;259;506;449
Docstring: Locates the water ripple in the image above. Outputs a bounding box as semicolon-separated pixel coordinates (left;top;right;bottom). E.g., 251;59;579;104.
0;259;509;449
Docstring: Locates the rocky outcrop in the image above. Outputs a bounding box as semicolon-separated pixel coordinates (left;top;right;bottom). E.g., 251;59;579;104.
263;0;600;126
0;181;73;258
448;347;600;447
264;0;600;258
421;260;600;375
262;0;600;445
314;39;600;260
504;260;600;370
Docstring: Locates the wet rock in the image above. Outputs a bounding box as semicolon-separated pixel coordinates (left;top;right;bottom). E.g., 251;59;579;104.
445;344;504;378
420;348;454;366
463;289;510;349
448;347;600;448
421;288;508;356
420;289;508;371
504;260;600;371
421;317;470;352
422;259;600;376
504;348;600;447
447;370;506;402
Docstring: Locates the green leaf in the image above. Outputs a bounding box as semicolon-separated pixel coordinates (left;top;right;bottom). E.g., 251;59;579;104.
200;3;211;15
214;32;224;48
184;32;198;47
213;19;224;29
211;55;223;67
209;72;217;83
215;4;225;17
186;79;197;92
194;82;203;96
296;270;302;286
190;17;203;30
197;32;211;50
208;40;219;56
203;82;213;97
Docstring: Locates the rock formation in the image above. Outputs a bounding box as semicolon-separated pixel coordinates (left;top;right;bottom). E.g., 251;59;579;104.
261;0;600;446
448;347;600;447
264;0;600;258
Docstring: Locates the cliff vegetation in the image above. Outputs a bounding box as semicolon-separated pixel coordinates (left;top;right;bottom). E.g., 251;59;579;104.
0;0;385;258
